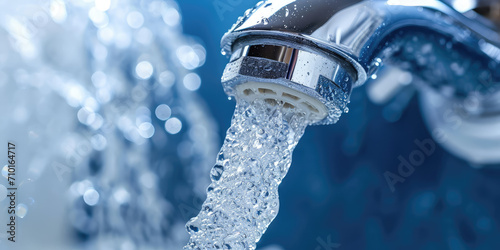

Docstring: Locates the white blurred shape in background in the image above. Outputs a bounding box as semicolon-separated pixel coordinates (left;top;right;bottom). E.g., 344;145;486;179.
0;0;218;249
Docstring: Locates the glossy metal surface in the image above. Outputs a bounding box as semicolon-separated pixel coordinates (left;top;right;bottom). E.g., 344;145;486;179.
230;45;354;92
222;44;351;124
221;0;500;125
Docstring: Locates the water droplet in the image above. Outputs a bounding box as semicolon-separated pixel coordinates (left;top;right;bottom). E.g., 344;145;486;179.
113;187;130;204
261;18;269;25
217;152;225;162
368;58;382;80
16;204;28;218
285;8;289;17
135;61;154;79
183;73;202;91
83;188;100;206
155;104;172;121
126;11;144;29
164;118;182;135
2;165;9;178
244;8;252;17
210;165;224;181
186;217;200;233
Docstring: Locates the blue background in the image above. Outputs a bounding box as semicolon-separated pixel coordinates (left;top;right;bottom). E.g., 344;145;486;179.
176;1;500;249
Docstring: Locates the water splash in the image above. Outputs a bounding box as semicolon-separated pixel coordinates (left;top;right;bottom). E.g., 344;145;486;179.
185;98;310;249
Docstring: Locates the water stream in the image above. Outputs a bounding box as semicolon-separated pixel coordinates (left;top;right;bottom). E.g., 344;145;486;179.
185;98;311;249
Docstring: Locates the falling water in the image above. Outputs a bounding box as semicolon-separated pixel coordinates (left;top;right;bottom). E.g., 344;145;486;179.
185;98;311;249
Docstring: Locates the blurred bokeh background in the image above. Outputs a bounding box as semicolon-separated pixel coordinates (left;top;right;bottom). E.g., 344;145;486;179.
0;0;499;249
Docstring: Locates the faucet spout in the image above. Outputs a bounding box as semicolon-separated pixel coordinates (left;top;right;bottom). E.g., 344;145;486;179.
221;0;500;126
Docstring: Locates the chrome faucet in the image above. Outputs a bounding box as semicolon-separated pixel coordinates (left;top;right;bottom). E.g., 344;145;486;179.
220;0;500;164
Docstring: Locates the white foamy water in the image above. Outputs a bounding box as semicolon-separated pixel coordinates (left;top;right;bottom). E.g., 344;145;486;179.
184;98;311;249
